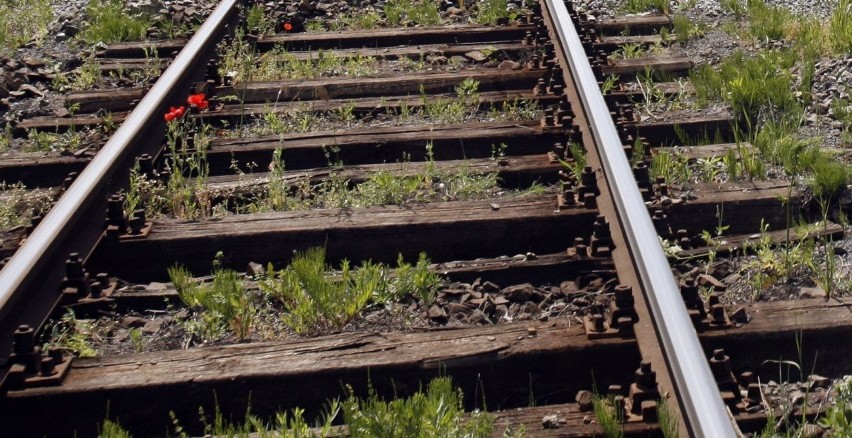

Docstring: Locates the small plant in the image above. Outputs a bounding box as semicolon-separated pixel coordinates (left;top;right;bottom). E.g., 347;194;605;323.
620;0;669;14
744;0;792;42
166;377;501;437
657;400;679;438
817;241;839;298
245;4;275;35
0;182;54;231
651;151;692;184
474;0;513;25
829;0;852;54
329;11;384;31
44;309;98;358
384;0;442;27
129;328;144;353
611;43;645;60
343;377;495;438
721;0;746;17
304;19;325;32
592;394;623;438
672;15;701;44
818;376;852;435
0;0;52;54
98;418;131;438
558;143;587;183
80;0;150;45
252;48;380;81
259;247;443;333
169;254;256;341
601;75;619;95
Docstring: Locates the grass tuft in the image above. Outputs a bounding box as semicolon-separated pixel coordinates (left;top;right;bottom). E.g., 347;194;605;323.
0;0;52;54
259;247;442;333
592;394;623;438
80;0;150;45
169;256;256;341
384;0;442;27
620;0;669;14
829;0;852;54
343;377;494;437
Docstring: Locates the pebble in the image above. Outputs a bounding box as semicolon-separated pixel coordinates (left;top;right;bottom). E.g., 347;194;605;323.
541;414;560;429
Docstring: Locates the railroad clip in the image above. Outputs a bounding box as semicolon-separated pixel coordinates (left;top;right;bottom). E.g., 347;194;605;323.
105;194;152;240
583;284;638;339
4;325;72;391
60;253;118;310
579;361;662;424
681;273;733;331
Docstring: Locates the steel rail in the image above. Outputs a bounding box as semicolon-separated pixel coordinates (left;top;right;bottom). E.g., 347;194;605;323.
542;1;738;436
0;0;240;382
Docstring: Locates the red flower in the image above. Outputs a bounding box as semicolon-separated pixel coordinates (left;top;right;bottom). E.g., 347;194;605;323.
187;93;209;111
283;22;293;32
164;105;186;122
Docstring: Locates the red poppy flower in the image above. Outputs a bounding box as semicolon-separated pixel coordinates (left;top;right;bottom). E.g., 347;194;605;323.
164;105;186;121
187;93;209;111
187;93;205;106
283;22;293;32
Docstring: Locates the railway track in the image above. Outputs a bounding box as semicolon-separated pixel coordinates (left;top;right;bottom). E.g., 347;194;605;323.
0;0;847;436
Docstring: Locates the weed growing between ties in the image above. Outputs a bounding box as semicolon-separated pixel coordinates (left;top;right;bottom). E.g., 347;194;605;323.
43;309;98;358
80;0;150;45
689;49;851;194
168;248;442;342
592;393;623;438
620;0;669;14
127;138;517;219
0;0;52;54
258;248;441;334
0;182;54;232
100;377;513;437
124;108;216;220
217;31;513;83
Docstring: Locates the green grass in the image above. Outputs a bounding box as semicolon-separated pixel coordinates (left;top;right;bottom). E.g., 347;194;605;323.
250;49;379;81
818;377;852;435
98;419;131;438
592;394;623;438
169;257;256;341
44;309;98;358
0;0;52;54
328;11;384;31
651;151;692;184
81;0;150;45
160;377;505;438
829;0;852;54
0;182;54;231
246;4;275;35
620;0;669;14
657;400;679;438
343;377;494;437
474;0;513;25
690;49;801;122
744;0;792;41
611;43;645;60
259;247;441;333
384;0;442;27
125;121;213;219
671;15;702;44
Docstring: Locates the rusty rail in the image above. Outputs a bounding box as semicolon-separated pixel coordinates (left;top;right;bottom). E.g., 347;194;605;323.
0;0;241;387
542;0;739;436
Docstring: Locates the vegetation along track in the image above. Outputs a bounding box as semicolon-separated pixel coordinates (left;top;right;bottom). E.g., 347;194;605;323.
0;0;849;436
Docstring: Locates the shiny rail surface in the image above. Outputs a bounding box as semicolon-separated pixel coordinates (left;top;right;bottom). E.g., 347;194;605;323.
0;0;240;382
542;0;738;436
